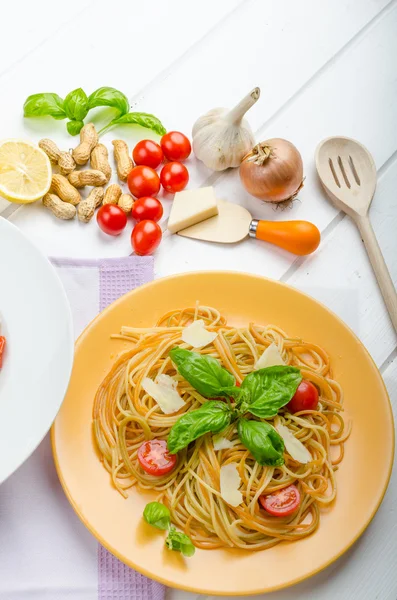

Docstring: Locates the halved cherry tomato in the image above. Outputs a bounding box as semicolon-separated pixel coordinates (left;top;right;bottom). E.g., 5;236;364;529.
137;439;177;476
287;380;319;413
160;162;189;193
161;131;191;161
97;204;127;236
127;165;160;198
0;336;6;368
131;196;163;222
131;220;162;255
259;484;300;517
132;140;163;169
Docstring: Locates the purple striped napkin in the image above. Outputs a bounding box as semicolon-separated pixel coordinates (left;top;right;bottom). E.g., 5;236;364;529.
52;256;165;600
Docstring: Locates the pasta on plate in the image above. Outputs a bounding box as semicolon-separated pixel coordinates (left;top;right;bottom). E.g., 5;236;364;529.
93;305;350;551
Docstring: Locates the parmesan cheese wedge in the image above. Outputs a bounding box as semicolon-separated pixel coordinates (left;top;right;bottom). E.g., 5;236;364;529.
142;375;185;414
213;434;235;451
181;319;218;348
220;463;243;507
276;423;312;464
168;186;219;233
255;342;285;370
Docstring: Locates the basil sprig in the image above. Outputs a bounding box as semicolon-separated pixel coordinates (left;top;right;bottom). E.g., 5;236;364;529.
143;501;171;530
166;527;196;557
23;93;66;120
99;112;166;136
87;86;129;114
143;502;195;558
240;366;302;418
23;85;166;137
167;401;233;454
167;348;303;467
169;347;240;399
237;419;285;466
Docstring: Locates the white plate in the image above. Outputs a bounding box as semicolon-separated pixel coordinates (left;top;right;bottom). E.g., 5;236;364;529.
0;217;73;484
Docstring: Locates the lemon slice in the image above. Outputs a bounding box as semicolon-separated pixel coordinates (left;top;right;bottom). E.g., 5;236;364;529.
0;139;52;203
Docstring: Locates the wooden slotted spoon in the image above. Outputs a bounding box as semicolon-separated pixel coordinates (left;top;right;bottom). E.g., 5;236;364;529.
316;136;397;331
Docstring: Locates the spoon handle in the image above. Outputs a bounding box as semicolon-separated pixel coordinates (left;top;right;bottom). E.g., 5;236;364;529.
356;215;397;331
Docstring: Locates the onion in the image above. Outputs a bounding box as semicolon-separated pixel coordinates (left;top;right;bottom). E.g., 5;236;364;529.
239;138;304;203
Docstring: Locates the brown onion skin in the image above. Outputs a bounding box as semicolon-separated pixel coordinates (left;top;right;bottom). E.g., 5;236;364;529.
239;138;303;202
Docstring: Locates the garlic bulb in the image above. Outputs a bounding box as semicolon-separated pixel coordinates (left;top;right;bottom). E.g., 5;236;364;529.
192;88;260;171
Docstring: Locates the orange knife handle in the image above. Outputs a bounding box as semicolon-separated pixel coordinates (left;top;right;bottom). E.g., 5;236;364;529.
250;220;321;255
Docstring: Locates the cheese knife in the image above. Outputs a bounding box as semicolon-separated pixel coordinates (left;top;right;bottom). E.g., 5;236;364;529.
177;200;320;255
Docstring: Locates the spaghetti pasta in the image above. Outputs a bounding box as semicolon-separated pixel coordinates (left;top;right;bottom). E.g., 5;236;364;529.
93;305;350;551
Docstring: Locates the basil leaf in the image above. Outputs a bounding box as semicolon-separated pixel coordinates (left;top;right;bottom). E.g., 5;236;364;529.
241;366;302;418
67;119;84;136
23;93;66;120
168;401;232;454
143;502;171;531
170;347;237;398
100;112;166;136
165;526;195;557
88;86;129;115
64;88;89;121
237;418;284;466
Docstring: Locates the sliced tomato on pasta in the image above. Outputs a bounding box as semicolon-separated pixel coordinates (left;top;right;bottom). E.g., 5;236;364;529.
137;439;177;476
259;484;300;517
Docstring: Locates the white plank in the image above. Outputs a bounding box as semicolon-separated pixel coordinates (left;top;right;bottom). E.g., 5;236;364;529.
4;0;390;258
286;153;397;367
155;2;397;281
0;0;92;75
0;0;242;216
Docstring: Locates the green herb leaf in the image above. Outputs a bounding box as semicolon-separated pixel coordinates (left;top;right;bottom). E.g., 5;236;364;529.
170;348;238;399
64;88;89;121
168;401;232;454
66;120;84;136
99;112;166;136
23;93;66;120
241;366;302;418
88;86;130;115
165;526;195;557
237;418;284;466
143;502;171;531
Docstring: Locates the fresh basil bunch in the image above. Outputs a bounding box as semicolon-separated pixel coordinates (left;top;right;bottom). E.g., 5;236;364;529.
23;86;166;137
167;400;233;453
168;348;302;466
143;501;195;557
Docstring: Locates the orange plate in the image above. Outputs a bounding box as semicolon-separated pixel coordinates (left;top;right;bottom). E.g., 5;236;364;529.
52;272;394;595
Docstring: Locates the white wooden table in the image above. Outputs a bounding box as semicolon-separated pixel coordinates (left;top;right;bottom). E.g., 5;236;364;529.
0;0;396;598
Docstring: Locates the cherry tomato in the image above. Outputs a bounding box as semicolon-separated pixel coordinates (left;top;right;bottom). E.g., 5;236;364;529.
132;140;163;169
259;484;300;517
131;220;162;255
137;439;177;476
161;131;191;161
132;196;163;223
97;204;127;236
0;336;6;368
127;165;160;198
160;162;189;193
287;380;319;413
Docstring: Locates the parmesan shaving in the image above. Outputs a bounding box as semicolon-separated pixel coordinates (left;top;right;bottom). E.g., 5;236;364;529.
255;342;285;370
181;319;218;349
276;423;312;464
213;434;235;451
220;463;243;507
142;375;185;415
